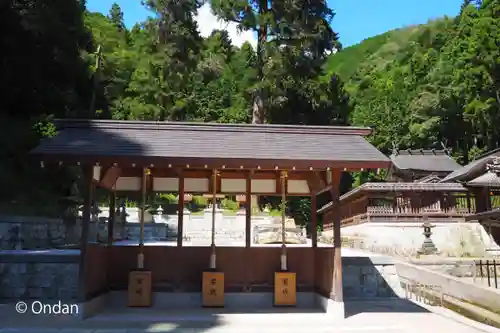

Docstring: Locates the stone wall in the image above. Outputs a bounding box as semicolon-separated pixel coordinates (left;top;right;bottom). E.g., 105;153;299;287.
342;257;404;299
336;221;499;257
0;210;279;249
0;250;79;301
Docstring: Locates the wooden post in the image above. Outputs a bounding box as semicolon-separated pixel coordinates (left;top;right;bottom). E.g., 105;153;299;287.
177;172;185;247
106;190;115;290
245;171;252;247
78;166;94;303
137;167;149;269
330;169;343;302
210;169;219;269
311;193;317;248
280;170;288;271
107;191;116;247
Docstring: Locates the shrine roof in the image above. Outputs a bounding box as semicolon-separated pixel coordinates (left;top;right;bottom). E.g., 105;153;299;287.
390;149;461;173
317;182;467;214
441;148;500;183
466;171;500;188
30;119;390;170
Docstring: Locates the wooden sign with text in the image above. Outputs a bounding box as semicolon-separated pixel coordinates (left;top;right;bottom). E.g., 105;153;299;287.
128;271;152;307
202;272;224;307
274;272;296;306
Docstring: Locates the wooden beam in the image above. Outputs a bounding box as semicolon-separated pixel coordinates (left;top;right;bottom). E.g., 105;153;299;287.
78;166;94;302
275;171;281;195
145;169;313;180
217;171;222;193
315;171;327;189
100;166;121;190
107;191;116;246
41;155;390;171
177;172;185;247
245;171;252;247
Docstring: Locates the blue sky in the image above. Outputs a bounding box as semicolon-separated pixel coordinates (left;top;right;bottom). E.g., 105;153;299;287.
86;0;463;47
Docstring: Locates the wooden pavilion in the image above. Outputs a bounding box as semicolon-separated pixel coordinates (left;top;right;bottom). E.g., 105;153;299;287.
30;119;390;317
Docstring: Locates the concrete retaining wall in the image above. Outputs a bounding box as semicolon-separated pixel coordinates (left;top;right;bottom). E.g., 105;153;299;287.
395;261;500;312
342;256;404;299
339;221;499;257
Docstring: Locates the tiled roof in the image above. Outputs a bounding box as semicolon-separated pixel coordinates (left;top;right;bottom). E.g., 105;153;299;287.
414;174;442;183
441;148;500;183
466;172;500;188
31;119;390;169
390;149;461;172
317;182;467;213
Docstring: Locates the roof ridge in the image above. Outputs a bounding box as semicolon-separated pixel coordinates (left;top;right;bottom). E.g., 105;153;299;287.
53;119;373;136
471;147;500;161
392;148;450;156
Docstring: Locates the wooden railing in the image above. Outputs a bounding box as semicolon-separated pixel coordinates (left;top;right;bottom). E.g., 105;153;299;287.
337;192;477;227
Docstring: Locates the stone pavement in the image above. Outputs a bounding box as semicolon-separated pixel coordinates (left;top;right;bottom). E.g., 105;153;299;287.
1;299;499;333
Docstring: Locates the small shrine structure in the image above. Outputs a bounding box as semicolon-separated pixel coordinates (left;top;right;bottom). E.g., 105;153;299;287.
30;119;390;317
387;147;461;182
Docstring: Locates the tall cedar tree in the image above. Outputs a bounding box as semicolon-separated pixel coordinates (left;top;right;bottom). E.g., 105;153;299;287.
143;0;203;121
108;3;126;32
210;0;339;124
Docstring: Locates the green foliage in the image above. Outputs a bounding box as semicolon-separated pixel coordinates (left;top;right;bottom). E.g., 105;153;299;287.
158;193;178;204
2;0;499;224
329;2;500;161
221;198;239;211
189;195;208;212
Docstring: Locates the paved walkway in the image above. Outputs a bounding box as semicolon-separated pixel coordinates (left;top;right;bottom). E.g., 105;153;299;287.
1;299;499;333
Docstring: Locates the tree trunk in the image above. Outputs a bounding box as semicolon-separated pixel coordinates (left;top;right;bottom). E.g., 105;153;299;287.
251;0;268;124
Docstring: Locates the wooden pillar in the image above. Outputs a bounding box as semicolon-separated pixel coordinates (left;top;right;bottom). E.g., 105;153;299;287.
473;187;489;213
329;169;343;302
78;166;94;303
485;187;492;211
466;192;472;213
245;171;252;247
177;172;185;247
311;193;317;248
107;191;116;247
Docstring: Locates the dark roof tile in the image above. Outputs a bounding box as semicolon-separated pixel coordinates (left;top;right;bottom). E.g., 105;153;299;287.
31;120;390;168
441;148;500;183
390;149;460;172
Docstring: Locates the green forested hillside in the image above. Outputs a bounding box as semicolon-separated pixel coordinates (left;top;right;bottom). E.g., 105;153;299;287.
0;0;499;219
328;2;500;163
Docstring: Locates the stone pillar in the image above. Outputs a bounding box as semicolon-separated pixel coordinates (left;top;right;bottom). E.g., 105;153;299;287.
329;169;343;303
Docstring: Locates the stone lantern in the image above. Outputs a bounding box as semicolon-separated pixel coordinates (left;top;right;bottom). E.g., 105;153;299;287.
60;180;83;246
417;215;438;255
